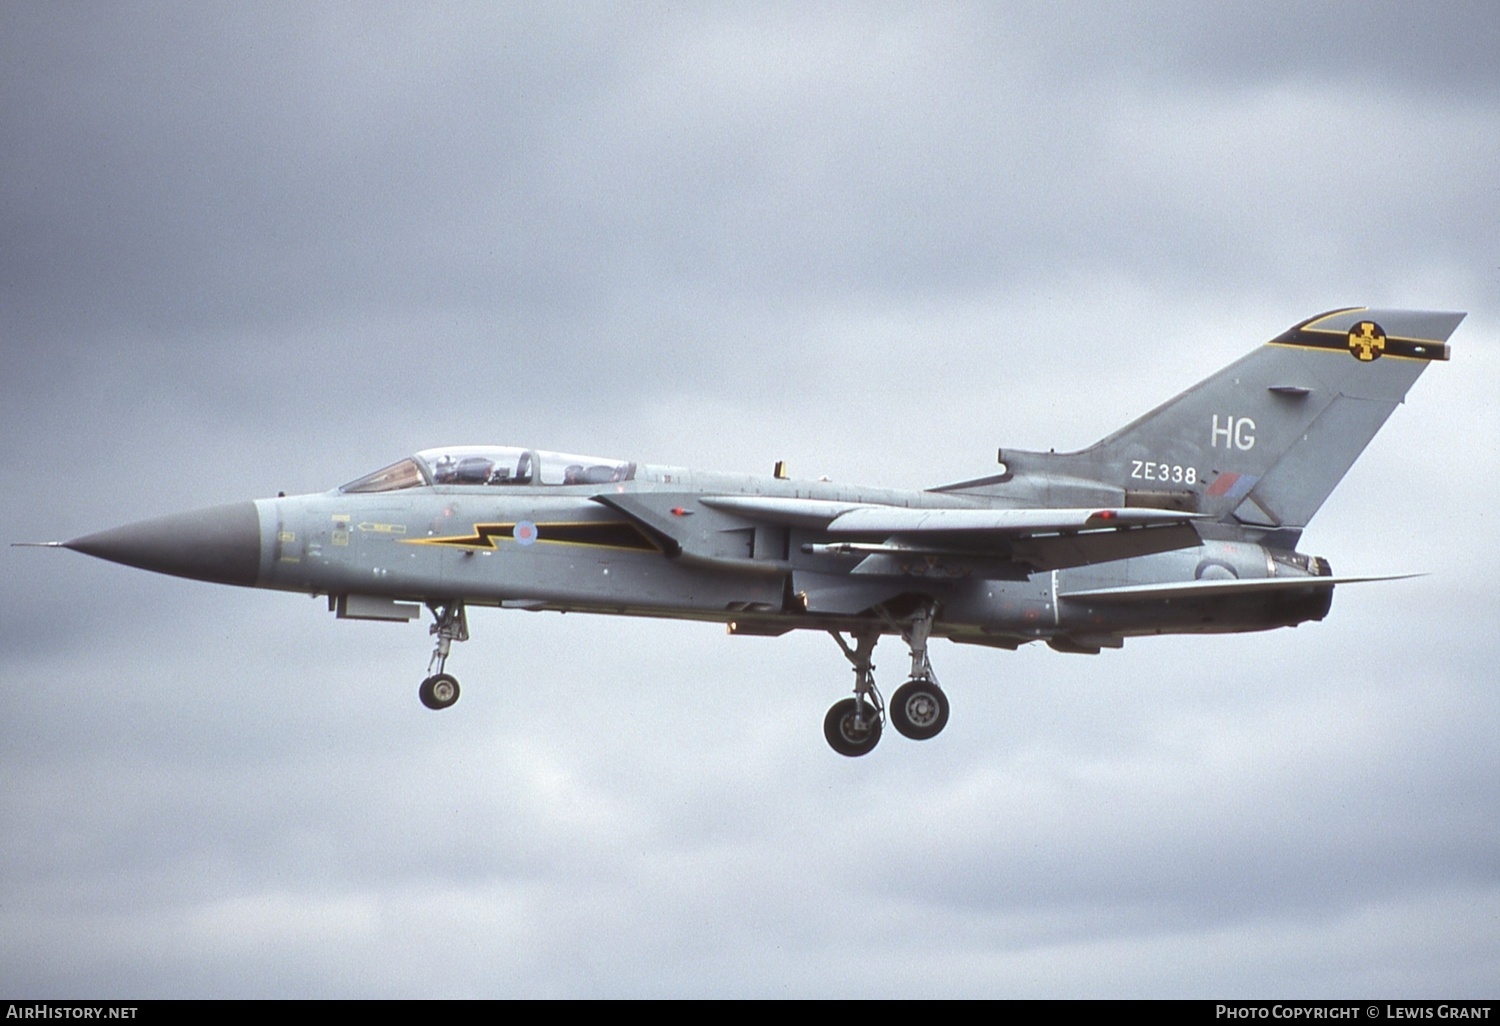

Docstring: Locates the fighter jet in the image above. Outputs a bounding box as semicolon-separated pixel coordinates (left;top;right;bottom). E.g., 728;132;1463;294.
28;307;1463;756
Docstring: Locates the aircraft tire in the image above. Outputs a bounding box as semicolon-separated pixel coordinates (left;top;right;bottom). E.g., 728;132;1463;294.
419;673;460;710
889;680;949;741
823;698;882;757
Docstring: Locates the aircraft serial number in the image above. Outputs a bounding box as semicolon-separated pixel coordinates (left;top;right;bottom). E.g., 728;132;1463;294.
1130;460;1197;484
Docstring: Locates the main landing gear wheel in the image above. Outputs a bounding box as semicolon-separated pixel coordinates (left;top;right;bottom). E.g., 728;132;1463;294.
889;680;949;740
419;673;460;710
824;698;883;758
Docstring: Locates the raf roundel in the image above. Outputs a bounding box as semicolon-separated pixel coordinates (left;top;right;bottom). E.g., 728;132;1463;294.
513;520;538;546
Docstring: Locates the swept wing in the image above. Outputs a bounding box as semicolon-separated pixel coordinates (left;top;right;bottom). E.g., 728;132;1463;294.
599;492;1205;573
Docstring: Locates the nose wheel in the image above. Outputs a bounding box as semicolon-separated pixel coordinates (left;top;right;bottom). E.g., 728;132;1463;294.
419;601;467;710
419;672;460;710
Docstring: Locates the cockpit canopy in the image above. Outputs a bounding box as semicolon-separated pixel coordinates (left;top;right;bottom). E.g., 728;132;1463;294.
340;446;636;493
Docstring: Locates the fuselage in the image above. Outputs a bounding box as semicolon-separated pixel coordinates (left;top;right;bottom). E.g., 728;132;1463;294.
61;443;1336;655
231;452;1331;652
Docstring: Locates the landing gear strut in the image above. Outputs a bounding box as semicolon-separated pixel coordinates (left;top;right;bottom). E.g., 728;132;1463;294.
824;627;883;757
889;606;949;741
419;601;467;710
822;607;950;755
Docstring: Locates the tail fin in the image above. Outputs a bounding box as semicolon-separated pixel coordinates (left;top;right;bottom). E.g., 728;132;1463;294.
950;308;1464;539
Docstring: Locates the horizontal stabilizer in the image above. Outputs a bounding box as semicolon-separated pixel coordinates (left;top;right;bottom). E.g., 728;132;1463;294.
1060;573;1422;603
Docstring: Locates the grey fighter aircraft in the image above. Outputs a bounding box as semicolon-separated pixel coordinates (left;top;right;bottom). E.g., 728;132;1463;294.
28;307;1463;756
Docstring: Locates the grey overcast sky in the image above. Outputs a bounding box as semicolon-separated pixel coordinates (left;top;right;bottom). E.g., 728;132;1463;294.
3;2;1497;998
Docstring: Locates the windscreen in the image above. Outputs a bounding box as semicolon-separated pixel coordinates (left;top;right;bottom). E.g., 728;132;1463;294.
339;458;428;494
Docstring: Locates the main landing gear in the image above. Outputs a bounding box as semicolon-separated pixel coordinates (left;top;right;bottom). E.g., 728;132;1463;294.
418;601;467;710
889;606;949;741
824;628;883;757
823;607;950;757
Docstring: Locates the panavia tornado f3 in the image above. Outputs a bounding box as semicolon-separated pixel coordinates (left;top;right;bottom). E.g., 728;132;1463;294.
29;307;1464;756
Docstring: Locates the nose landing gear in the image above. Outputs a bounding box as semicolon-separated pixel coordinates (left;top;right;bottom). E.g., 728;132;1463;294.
419;672;460;710
419;601;467;710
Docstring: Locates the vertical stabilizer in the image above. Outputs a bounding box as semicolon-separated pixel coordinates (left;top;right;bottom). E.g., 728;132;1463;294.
951;308;1463;535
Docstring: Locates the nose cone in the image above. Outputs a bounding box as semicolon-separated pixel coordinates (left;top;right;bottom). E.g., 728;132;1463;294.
65;501;261;587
